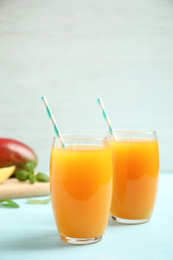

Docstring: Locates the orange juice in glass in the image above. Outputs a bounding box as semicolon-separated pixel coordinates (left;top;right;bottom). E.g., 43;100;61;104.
50;134;113;244
110;130;159;224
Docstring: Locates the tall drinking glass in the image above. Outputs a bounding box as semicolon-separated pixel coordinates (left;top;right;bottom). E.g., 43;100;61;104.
110;130;159;224
50;134;113;244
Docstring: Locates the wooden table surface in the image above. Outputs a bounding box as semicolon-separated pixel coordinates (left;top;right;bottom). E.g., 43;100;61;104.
0;172;172;260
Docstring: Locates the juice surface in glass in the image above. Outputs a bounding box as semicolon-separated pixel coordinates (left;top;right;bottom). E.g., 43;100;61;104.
110;136;159;223
50;142;113;243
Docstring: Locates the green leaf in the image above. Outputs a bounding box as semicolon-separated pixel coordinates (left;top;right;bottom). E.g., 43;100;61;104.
28;172;35;184
27;198;51;204
16;170;29;181
25;162;35;172
0;199;20;208
36;173;49;182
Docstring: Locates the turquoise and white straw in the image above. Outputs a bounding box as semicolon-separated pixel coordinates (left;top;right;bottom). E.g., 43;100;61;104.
41;96;66;148
97;98;117;140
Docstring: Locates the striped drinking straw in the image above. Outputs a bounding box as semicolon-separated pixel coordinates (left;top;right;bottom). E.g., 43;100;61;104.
41;96;66;148
97;98;117;140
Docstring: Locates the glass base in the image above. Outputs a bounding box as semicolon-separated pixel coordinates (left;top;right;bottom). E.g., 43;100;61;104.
59;233;104;244
111;216;150;225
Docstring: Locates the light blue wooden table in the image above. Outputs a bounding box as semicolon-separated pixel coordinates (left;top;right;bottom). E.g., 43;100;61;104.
0;173;172;260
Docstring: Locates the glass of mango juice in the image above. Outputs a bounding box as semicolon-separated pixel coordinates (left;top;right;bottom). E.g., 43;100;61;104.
110;130;159;224
49;134;113;244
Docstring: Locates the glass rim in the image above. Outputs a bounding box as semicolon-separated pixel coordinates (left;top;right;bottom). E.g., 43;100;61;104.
111;129;157;135
53;133;109;141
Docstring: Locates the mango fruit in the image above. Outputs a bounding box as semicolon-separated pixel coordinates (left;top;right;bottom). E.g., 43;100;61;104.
0;165;16;184
0;138;37;169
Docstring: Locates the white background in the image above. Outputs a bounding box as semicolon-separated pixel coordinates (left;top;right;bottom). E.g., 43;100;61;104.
0;0;173;173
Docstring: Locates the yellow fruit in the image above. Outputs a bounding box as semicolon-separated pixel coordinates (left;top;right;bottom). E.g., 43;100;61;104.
0;165;16;184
